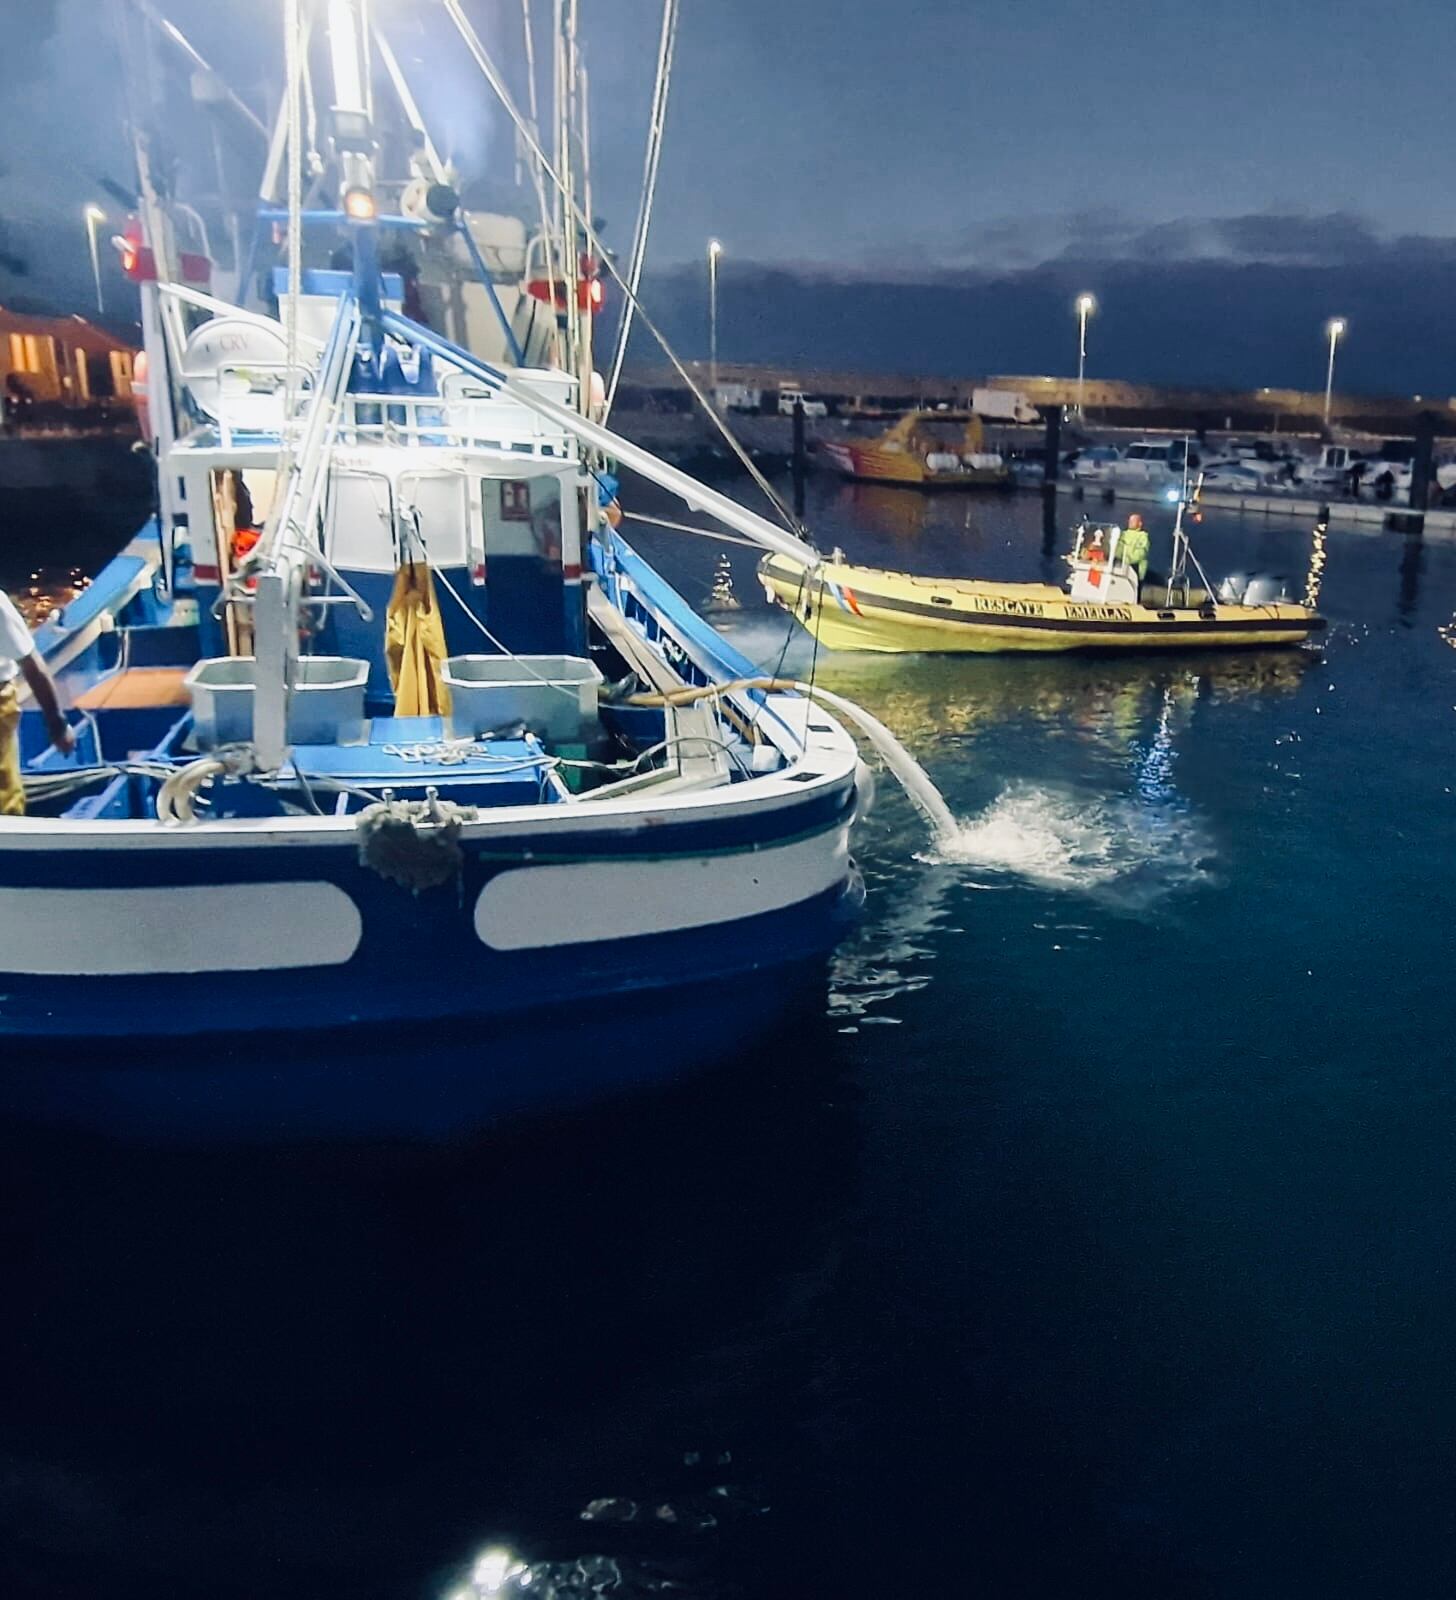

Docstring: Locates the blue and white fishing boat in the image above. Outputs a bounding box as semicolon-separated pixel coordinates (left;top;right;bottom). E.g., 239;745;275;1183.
0;1;949;1081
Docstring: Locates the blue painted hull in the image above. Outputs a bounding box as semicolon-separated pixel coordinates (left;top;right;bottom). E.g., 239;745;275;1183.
0;894;857;1140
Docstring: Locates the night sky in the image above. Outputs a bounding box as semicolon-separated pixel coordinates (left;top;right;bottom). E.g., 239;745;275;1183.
4;0;1455;392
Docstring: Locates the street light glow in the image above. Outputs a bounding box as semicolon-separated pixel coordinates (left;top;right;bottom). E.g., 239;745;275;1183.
1323;316;1347;425
1074;294;1096;415
83;205;107;313
708;239;723;393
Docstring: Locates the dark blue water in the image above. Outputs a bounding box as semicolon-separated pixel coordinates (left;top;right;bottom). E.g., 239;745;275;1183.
4;476;1455;1598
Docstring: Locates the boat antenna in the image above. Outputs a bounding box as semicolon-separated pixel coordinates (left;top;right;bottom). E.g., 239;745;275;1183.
440;0;804;536
125;0;270;142
520;0;563;359
603;0;679;416
280;0;306;455
1168;444;1218;605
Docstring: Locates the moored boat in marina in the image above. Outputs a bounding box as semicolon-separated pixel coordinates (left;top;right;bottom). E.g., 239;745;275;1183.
818;408;1010;488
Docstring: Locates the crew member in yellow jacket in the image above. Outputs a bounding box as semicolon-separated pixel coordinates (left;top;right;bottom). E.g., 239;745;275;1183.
385;559;452;718
1120;514;1151;583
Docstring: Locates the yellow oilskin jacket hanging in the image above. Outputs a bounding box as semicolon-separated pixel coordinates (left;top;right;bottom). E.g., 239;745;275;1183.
385;559;452;717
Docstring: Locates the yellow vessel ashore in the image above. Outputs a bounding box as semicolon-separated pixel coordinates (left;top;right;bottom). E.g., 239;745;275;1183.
759;520;1325;655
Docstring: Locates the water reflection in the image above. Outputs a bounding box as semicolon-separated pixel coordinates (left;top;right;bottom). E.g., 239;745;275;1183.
818;478;1017;574
1303;516;1328;611
1398;533;1425;626
1;1024;859;1600
809;649;1312;758
1040;485;1059;570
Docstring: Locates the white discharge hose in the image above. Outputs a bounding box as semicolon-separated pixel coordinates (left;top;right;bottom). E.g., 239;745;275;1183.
794;683;957;844
156;757;227;825
628;677;957;846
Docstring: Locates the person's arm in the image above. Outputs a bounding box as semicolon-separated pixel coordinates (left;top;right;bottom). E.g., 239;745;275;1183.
18;653;76;754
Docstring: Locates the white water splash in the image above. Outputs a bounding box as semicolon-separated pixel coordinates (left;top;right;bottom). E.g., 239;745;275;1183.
928;782;1217;906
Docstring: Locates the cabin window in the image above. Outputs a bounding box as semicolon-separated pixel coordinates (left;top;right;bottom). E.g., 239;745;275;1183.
325;471;468;572
481;474;562;564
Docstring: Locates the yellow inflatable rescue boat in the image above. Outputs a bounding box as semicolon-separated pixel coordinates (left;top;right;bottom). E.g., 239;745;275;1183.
759;521;1325;655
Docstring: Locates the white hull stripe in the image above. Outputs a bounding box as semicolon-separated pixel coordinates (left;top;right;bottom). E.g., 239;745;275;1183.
0;883;362;976
474;829;850;951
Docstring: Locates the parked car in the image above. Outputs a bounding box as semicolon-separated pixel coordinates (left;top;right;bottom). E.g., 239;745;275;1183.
778;386;828;418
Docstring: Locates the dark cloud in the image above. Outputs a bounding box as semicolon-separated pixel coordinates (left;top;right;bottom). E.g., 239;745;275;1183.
934;209;1419;275
1213;210;1383;264
632;230;1456;396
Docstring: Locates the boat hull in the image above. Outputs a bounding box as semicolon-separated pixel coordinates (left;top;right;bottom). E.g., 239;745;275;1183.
761;556;1325;655
0;786;858;1041
2;932;852;1141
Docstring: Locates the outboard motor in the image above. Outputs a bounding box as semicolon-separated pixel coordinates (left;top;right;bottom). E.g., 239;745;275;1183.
1218;571;1292;605
1244;573;1293;605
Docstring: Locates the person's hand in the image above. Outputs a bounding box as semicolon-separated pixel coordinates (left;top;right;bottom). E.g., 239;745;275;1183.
48;719;76;756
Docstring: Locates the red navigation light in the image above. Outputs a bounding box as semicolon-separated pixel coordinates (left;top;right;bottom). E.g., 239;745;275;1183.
114;217;212;286
118;218;143;280
526;268;605;314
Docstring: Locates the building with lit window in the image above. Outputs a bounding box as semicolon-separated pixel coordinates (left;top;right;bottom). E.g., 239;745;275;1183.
0;307;138;419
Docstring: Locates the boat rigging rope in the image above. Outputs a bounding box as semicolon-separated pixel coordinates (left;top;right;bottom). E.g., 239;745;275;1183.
426;552;591;708
356;789;475;892
439;0;802;537
520;0;562;353
603;0;678;417
281;0;305;452
619;511;761;548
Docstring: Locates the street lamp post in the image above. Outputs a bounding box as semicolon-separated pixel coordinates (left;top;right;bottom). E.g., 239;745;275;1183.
84;204;107;315
1075;293;1096;416
707;238;722;397
1323;317;1346;427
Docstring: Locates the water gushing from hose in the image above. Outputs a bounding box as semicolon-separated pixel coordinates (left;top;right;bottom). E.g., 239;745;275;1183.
628;676;958;848
791;683;957;845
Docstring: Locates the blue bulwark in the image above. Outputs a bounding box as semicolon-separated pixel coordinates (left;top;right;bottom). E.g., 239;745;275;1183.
33;553;152;658
604;532;758;681
270;268;405;302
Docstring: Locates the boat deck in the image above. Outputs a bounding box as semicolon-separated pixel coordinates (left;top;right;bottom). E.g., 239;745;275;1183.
281;718;557;809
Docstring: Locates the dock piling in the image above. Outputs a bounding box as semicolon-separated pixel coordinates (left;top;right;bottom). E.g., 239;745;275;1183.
1410;411;1436;513
1043;403;1062;483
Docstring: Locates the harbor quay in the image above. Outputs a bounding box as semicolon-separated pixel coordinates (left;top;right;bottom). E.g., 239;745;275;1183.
612;362;1456;534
